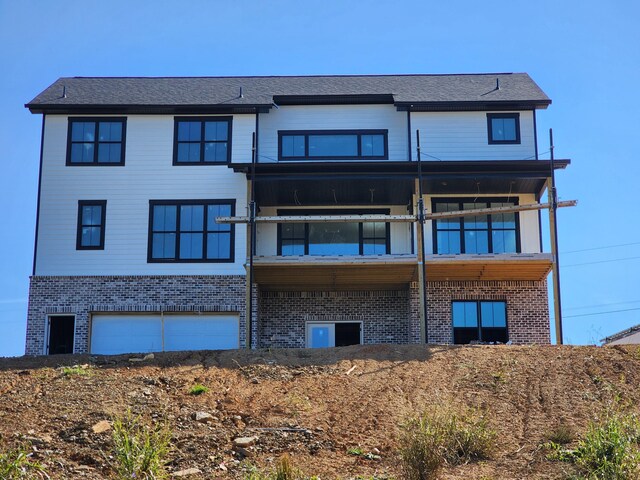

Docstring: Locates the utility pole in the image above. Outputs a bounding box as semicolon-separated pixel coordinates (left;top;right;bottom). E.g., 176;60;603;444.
416;130;429;344
548;128;564;344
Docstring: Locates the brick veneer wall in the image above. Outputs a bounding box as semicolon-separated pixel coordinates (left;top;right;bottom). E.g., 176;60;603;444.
258;290;410;348
425;280;550;345
25;275;249;355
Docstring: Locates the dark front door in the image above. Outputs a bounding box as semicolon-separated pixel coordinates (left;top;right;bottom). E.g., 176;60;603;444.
335;322;361;347
48;316;75;354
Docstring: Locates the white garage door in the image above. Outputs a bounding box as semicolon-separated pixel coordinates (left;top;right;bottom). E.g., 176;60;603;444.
90;314;239;355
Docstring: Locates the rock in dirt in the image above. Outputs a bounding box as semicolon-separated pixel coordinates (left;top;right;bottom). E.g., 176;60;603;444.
91;420;111;434
191;411;214;423
172;467;202;477
233;436;258;447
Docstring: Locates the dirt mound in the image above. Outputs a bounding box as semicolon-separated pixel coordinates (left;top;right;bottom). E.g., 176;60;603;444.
1;344;639;479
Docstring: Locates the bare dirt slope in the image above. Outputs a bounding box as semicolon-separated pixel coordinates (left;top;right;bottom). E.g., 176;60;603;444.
1;344;639;479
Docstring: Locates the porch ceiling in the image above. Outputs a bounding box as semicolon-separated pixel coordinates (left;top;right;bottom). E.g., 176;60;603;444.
425;253;553;281
252;255;418;291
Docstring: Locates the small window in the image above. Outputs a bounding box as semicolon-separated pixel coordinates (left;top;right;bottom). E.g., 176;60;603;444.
452;301;508;344
278;130;388;160
149;200;234;262
67;118;126;165
77;201;106;250
487;113;520;144
174;117;232;164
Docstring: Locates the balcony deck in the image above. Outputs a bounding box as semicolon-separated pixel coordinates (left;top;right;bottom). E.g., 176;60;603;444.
251;253;552;290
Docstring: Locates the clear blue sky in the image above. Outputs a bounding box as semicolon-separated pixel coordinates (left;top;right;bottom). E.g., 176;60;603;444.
1;0;638;356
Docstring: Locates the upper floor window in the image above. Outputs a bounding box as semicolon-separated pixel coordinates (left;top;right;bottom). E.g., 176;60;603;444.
452;301;508;344
433;199;520;254
148;200;235;262
67;118;126;165
174;117;232;164
278;130;388;161
77;200;106;250
277;209;390;256
487;113;520;144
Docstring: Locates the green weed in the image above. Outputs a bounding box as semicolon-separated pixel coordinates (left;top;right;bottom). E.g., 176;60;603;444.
0;443;47;479
188;384;209;395
111;411;171;479
399;406;496;480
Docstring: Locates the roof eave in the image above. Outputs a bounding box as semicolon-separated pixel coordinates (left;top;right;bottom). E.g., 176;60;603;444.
25;103;274;115
395;100;552;112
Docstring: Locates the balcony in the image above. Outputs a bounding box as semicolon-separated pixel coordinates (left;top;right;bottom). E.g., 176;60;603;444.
425;253;553;281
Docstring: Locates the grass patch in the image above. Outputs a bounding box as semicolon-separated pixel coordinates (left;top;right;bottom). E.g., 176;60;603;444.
399;406;496;480
0;443;47;479
244;455;303;480
61;364;91;376
112;411;171;480
546;411;640;479
545;423;575;445
188;384;209;395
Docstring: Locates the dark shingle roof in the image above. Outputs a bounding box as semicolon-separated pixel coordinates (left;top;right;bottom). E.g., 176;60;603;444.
26;73;551;113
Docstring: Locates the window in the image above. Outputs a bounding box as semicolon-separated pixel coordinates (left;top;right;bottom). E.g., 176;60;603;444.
278;130;388;160
432;199;519;254
174;117;232;164
277;209;390;256
487;113;520;144
148;200;234;262
77;201;106;250
452;301;508;344
67;118;126;165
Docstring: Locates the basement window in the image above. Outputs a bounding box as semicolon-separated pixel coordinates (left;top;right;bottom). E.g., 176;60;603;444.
487;113;520;144
452;301;508;344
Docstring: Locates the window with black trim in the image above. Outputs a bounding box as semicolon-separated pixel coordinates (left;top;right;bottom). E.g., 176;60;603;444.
487;113;520;144
452;301;508;344
277;209;390;256
67;118;126;165
278;130;388;160
148;200;234;262
174;117;232;164
432;199;519;254
77;201;106;250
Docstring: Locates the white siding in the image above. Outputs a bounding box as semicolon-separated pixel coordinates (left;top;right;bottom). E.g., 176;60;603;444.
255;205;413;256
257;105;408;162
422;193;541;254
36;114;252;276
410;111;536;160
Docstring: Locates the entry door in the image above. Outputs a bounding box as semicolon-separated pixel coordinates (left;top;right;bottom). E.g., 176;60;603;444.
307;323;335;348
48;316;75;354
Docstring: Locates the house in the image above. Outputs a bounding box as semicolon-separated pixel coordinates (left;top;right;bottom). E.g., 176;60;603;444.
24;73;570;355
601;325;640;345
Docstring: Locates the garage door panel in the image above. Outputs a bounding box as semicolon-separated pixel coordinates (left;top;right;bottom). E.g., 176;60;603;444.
164;315;239;351
90;314;239;354
91;315;162;355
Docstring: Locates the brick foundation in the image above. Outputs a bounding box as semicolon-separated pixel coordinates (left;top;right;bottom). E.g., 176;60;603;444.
26;275;250;355
258;290;410;348
26;276;550;355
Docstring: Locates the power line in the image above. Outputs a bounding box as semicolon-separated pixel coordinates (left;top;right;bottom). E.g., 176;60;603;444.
562;241;640;254
563;256;640;268
563;307;640;319
565;299;640;312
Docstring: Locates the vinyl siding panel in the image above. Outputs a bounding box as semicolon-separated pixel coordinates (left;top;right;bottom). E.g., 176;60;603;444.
36;114;251;276
257;105;408;162
410;111;536;160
